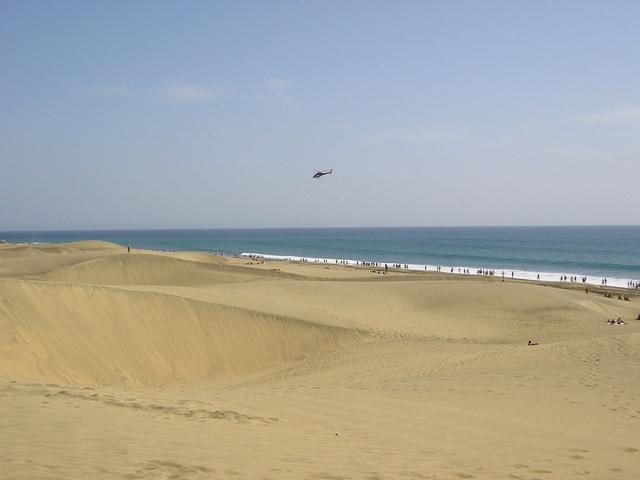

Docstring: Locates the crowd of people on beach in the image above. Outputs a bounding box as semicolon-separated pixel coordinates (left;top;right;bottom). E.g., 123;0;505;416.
246;254;266;264
390;263;409;269
239;254;639;290
478;269;496;276
559;276;639;289
559;275;588;283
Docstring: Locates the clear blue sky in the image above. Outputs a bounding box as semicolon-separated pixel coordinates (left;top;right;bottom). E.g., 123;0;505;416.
1;1;639;229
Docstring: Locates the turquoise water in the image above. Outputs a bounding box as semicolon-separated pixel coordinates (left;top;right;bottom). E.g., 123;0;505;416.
2;226;639;285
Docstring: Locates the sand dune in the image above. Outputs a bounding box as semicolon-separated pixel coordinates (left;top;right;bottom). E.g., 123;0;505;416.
1;242;639;479
0;240;124;277
30;252;274;286
135;279;638;342
0;279;368;386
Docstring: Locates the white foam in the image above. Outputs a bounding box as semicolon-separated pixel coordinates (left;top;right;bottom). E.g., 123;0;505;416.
241;252;640;290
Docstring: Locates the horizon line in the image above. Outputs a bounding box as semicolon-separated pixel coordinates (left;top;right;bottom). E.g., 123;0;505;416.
3;224;640;233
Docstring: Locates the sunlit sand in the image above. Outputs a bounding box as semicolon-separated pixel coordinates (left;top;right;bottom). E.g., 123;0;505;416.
1;241;639;479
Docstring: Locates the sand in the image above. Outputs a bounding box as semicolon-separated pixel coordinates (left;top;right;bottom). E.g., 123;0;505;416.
1;241;639;479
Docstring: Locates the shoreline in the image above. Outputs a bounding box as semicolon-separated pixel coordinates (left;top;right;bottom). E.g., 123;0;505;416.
3;240;638;291
241;251;640;291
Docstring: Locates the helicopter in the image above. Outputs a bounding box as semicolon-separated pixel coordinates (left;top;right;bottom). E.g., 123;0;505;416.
312;169;332;178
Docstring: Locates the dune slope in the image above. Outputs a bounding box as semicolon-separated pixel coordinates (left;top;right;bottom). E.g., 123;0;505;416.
29;253;271;286
0;279;368;386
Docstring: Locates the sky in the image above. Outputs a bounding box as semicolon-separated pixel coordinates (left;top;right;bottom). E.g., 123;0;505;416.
1;0;639;230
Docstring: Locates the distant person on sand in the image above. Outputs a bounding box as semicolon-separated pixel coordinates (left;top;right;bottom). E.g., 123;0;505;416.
528;340;539;346
127;245;130;253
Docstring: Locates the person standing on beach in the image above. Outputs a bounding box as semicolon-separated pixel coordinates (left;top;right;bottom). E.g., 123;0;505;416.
127;245;130;253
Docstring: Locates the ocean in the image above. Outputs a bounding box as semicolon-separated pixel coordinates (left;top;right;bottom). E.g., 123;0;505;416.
2;226;639;288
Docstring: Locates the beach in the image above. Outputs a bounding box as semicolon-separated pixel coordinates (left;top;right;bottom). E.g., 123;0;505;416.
241;252;640;290
3;227;639;290
1;241;639;479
